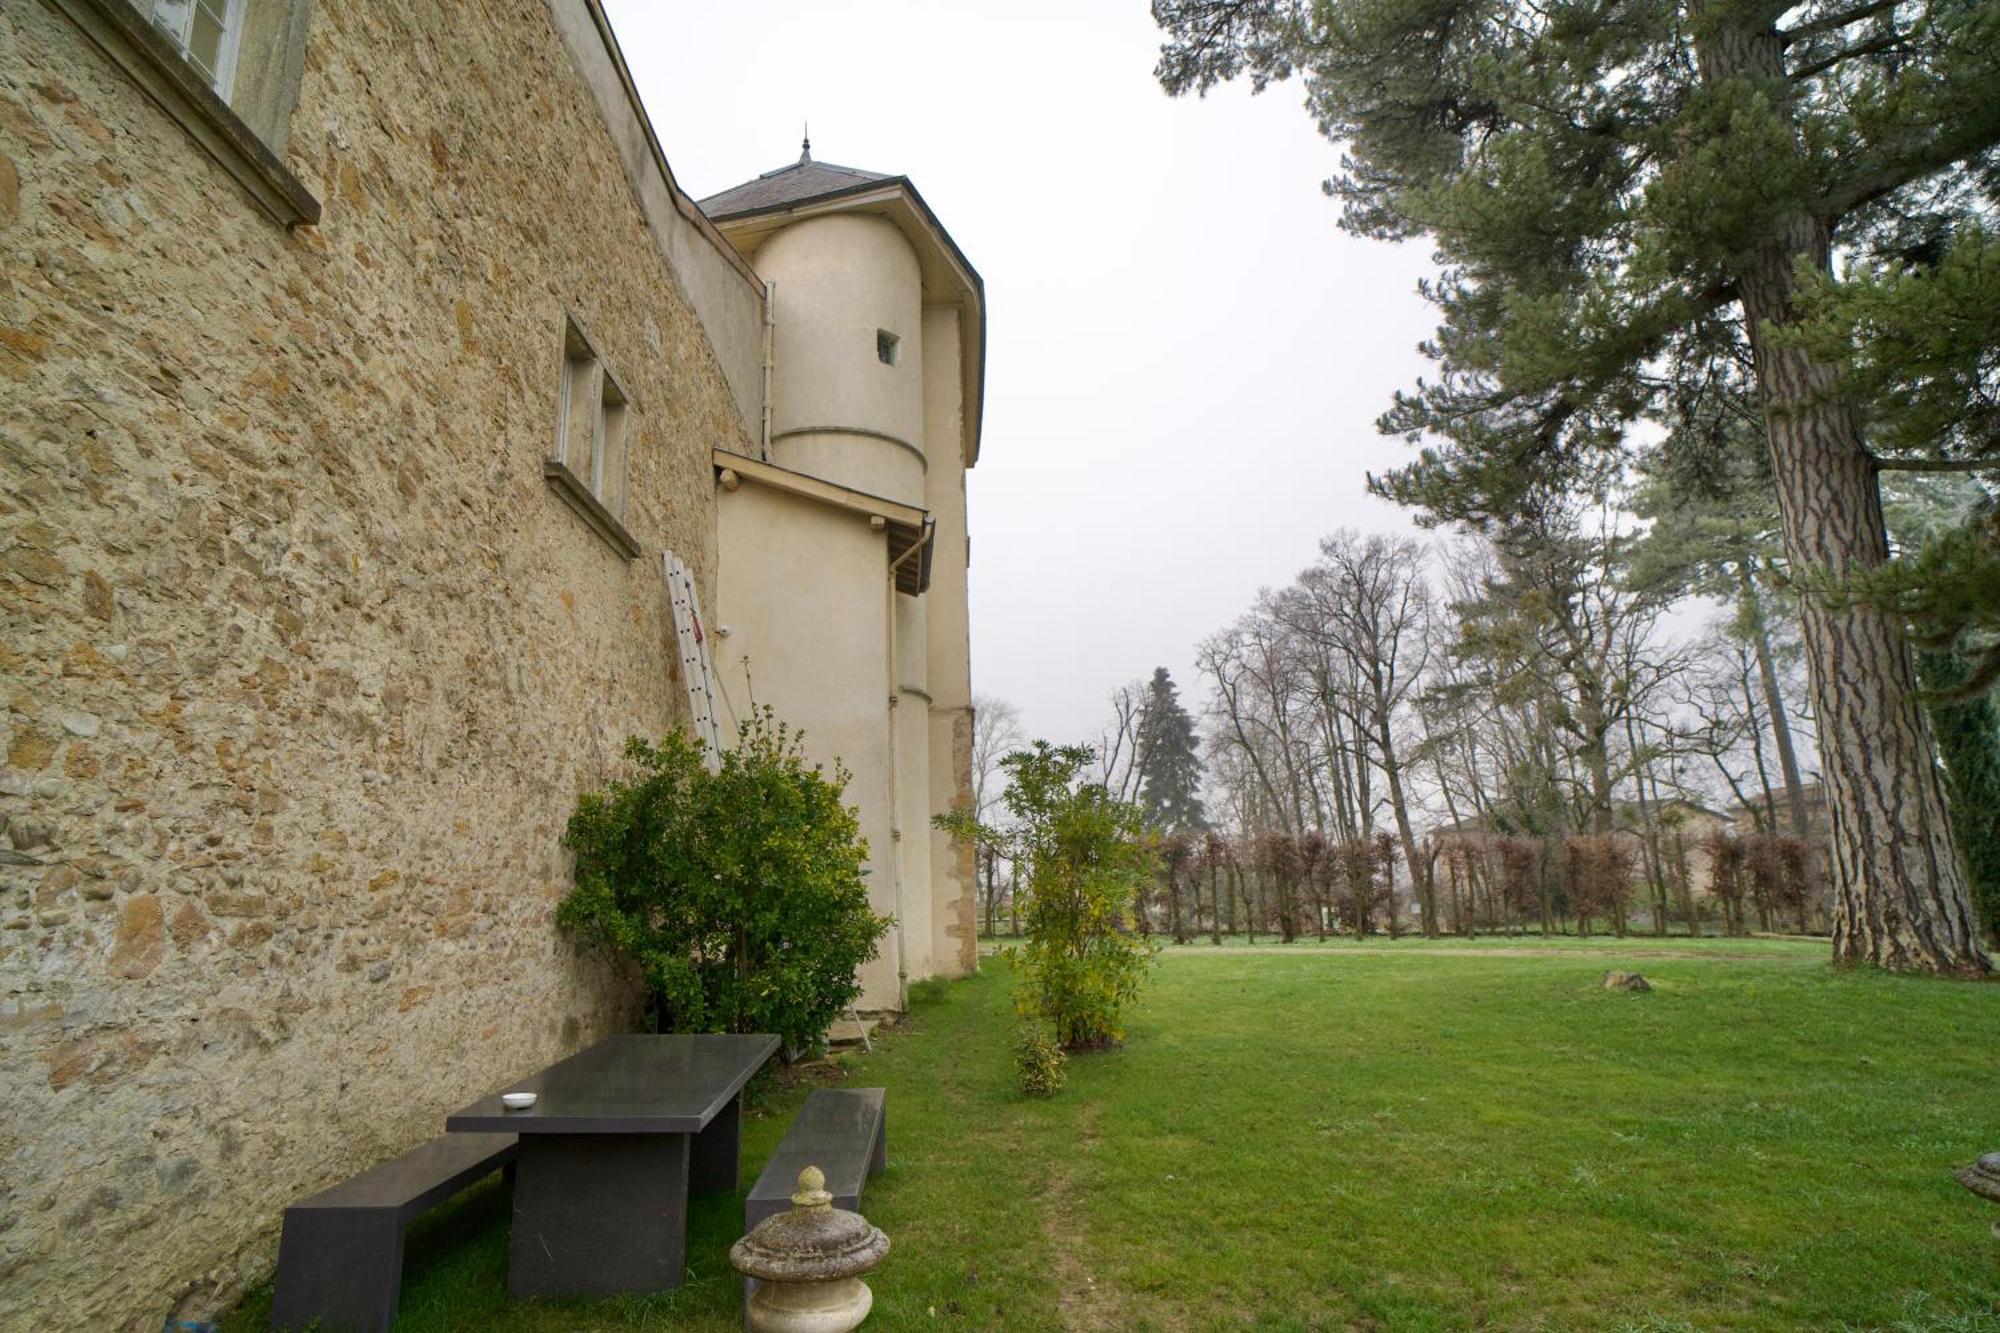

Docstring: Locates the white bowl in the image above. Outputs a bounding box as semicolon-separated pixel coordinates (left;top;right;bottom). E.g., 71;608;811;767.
501;1091;537;1110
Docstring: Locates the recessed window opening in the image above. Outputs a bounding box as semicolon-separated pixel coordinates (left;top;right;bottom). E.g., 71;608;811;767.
554;317;631;521
137;0;245;98
876;329;900;366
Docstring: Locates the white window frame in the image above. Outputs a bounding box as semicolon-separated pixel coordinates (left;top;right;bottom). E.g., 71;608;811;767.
52;0;320;225
546;316;640;559
135;0;246;99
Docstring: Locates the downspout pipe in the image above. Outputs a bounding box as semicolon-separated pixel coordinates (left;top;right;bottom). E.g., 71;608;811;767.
760;280;776;461
880;522;932;1011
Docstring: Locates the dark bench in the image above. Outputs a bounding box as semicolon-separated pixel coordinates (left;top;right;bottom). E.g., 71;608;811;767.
743;1087;886;1310
745;1086;886;1229
270;1132;517;1333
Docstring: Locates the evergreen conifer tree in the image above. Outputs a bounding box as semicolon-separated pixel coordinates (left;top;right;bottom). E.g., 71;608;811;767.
1155;0;2000;975
1137;667;1208;833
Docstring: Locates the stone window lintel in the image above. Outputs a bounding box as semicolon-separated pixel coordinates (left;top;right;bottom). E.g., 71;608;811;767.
42;0;320;226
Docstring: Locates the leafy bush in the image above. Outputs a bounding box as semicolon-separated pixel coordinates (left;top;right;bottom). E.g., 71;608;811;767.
558;708;890;1053
938;741;1156;1051
1014;1024;1067;1097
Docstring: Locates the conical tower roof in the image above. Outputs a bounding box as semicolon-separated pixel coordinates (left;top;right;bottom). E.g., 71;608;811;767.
698;139;891;220
696;138;987;468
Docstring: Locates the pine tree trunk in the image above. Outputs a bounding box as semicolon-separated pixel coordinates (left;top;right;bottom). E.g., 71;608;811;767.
1695;13;1990;977
1742;237;1986;972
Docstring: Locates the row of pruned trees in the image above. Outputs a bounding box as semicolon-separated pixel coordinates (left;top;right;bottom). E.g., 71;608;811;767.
1436;830;1826;940
1120;826;1826;943
1144;829;1400;943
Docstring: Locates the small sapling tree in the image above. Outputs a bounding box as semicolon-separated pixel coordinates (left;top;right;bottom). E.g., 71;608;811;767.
937;741;1157;1053
559;708;890;1054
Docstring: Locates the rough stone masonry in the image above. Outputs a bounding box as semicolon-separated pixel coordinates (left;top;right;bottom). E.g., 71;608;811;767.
0;2;754;1326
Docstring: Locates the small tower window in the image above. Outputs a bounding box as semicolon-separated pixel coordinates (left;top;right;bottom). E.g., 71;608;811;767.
876;329;900;366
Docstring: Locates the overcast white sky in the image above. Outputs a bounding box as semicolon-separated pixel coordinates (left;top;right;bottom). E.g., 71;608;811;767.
606;1;1441;748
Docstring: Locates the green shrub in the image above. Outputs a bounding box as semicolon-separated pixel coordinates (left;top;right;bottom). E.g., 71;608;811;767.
1014;1024;1067;1097
558;708;890;1053
938;741;1157;1050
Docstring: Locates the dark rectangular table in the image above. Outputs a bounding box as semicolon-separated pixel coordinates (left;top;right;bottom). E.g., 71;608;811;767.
445;1032;779;1297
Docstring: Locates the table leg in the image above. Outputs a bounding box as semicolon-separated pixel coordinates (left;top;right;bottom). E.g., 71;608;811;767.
691;1091;743;1194
507;1132;690;1297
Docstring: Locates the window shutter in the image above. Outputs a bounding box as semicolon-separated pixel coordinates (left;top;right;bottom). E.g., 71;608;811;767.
663;551;723;771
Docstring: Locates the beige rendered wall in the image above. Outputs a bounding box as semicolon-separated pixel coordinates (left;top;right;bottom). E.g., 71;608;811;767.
712;484;903;1009
922;308;978;976
758;213;926;506
0;2;745;1328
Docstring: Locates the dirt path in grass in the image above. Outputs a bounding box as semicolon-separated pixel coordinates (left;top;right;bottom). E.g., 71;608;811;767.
1041;1102;1186;1333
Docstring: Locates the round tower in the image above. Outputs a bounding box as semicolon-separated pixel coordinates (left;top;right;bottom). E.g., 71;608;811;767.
757;213;926;507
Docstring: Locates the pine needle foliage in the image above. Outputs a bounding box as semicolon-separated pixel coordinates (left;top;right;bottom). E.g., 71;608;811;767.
1920;651;2000;947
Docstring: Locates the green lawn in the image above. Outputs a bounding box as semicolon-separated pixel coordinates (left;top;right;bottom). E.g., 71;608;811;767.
228;940;2000;1331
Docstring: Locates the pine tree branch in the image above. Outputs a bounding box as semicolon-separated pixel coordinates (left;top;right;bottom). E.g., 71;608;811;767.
1870;456;2000;473
1787;27;1908;80
1780;0;1901;46
1820;102;2000;221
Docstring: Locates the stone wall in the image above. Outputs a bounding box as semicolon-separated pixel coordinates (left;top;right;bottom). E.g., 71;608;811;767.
0;2;752;1327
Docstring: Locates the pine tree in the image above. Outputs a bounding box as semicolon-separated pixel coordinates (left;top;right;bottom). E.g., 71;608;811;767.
1137;667;1207;833
1155;0;2000;975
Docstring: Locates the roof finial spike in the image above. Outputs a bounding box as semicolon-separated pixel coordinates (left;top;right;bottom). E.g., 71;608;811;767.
800;123;811;165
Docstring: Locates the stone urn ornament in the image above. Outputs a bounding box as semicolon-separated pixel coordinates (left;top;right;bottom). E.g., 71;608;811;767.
731;1165;891;1333
1957;1151;2000;1238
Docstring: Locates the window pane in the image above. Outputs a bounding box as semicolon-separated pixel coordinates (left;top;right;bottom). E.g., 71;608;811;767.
598;403;629;518
187;7;224;80
150;0;194;44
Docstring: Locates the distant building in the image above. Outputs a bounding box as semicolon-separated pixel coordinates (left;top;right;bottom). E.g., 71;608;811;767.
1610;798;1732;903
1426;798;1734;912
1723;782;1830;838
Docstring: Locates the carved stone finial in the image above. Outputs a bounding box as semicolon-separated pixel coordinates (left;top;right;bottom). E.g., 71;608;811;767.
793;1164;833;1210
